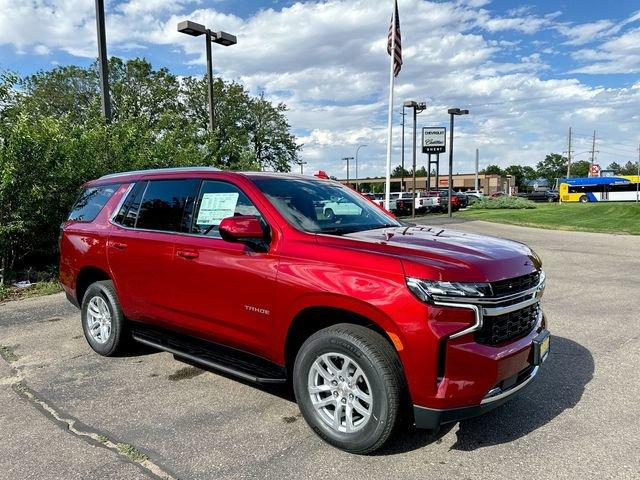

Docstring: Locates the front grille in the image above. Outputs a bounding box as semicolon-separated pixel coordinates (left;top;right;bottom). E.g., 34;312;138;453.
490;271;540;297
476;303;539;346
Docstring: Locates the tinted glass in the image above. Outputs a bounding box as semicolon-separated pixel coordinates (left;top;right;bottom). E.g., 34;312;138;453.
113;181;147;227
252;177;401;235
68;184;120;222
192;181;262;237
136;179;200;232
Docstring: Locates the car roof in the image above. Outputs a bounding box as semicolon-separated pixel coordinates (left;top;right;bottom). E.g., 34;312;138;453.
88;167;321;186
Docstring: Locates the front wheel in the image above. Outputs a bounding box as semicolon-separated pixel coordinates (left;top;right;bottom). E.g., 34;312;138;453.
293;324;407;454
579;195;589;203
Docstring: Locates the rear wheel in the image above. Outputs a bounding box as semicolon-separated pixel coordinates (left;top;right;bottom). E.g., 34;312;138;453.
579;195;589;203
81;280;127;356
293;324;406;454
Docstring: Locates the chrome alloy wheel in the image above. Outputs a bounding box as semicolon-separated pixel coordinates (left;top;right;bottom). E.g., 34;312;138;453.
307;353;373;433
86;296;112;344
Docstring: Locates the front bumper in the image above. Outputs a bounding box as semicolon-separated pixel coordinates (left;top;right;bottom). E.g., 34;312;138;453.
413;362;540;430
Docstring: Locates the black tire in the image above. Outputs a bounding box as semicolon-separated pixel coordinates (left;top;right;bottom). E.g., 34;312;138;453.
81;280;127;356
324;208;335;220
293;324;407;454
579;195;588;203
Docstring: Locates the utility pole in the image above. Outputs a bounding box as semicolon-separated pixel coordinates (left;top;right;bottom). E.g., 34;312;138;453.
94;0;111;123
298;160;307;175
590;130;597;165
566;127;572;178
475;148;479;191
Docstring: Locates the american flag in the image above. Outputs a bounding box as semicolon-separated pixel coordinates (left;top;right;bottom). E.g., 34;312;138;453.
387;0;402;77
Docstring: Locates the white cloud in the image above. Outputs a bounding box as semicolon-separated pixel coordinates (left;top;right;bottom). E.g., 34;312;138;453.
0;0;639;175
559;19;616;45
571;27;640;74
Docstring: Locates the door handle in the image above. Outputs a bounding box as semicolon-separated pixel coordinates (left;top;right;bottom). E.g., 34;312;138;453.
177;250;199;260
110;241;127;250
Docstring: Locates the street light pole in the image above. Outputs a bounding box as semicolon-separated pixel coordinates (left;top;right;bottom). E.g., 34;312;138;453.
355;145;367;192
447;108;469;218
342;157;354;185
94;0;111;123
401;107;406;191
403;101;426;218
204;32;215;132
178;21;237;133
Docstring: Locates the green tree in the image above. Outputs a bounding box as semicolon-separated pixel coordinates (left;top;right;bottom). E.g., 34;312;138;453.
621;161;638;175
391;165;411;177
0;57;301;284
536;153;567;185
482;164;503;175
504;165;536;188
607;162;622;174
570;160;591;178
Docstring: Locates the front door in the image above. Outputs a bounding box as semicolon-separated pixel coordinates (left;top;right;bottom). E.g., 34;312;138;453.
170;179;278;358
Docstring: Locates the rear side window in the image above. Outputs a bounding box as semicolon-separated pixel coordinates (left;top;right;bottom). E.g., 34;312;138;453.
68;184;121;222
136;179;200;232
113;181;147;228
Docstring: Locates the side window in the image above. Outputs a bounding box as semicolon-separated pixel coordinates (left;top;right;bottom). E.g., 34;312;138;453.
192;181;262;237
113;181;147;228
136;179;201;232
68;183;121;222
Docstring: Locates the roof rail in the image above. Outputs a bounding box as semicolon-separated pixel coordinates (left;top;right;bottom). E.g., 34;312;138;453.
98;166;222;180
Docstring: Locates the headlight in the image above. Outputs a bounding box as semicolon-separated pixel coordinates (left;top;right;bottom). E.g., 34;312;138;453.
406;277;491;303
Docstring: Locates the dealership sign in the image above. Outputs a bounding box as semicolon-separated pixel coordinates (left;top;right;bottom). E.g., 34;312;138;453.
422;127;446;154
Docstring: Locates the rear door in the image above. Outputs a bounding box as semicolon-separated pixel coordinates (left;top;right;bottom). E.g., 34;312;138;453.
170;179;279;357
107;178;200;325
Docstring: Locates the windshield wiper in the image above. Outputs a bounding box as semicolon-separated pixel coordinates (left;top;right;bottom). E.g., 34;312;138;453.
319;227;351;235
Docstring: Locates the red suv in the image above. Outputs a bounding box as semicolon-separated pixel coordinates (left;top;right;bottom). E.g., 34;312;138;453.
59;167;550;453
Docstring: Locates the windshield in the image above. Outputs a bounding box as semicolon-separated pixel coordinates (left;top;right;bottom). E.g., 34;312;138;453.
251;177;402;235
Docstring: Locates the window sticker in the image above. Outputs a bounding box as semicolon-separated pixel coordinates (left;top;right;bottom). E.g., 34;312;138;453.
196;192;239;226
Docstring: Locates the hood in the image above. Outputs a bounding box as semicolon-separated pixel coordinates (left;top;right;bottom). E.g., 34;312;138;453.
337;225;541;282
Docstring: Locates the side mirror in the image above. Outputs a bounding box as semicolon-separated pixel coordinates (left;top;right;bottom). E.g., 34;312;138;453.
219;215;267;247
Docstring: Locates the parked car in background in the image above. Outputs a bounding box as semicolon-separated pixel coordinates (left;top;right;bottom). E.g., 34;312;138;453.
426;190;460;212
454;191;469;209
518;190;559;203
362;193;396;212
490;191;507;198
465;190;484;197
60;167;549;454
322;198;362;218
393;191;437;215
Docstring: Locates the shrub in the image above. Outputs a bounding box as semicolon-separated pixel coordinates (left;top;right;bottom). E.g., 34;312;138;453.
468;196;537;210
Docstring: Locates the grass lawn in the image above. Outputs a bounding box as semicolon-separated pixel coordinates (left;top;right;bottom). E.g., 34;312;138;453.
458;202;640;235
0;280;62;303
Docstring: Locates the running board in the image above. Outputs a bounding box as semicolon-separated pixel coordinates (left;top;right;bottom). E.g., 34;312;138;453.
131;323;287;385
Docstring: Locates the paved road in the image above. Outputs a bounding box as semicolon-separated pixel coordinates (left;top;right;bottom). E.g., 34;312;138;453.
1;220;639;479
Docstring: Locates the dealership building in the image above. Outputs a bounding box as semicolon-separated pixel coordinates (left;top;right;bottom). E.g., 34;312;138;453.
340;173;516;195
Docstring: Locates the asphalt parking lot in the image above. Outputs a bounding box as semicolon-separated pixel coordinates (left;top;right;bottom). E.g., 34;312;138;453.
1;219;639;480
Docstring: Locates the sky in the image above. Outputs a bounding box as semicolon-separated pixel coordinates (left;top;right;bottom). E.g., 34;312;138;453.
1;0;639;179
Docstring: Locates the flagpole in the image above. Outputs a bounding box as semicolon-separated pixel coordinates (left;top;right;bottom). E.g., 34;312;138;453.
384;4;396;211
